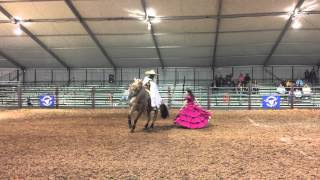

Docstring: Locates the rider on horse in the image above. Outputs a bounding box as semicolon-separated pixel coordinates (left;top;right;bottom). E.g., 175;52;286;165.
142;69;162;110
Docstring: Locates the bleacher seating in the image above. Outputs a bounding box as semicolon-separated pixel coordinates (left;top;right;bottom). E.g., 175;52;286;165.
0;81;320;109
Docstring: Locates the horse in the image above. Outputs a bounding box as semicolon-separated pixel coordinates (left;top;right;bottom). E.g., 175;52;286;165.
127;79;168;133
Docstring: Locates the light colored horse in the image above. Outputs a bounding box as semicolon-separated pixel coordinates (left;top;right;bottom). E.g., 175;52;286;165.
127;79;167;133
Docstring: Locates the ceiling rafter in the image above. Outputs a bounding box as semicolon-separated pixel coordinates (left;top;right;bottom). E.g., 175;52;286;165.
211;0;223;69
1;27;320;37
263;0;306;66
140;0;164;68
64;0;116;68
0;5;70;68
0;49;25;69
0;11;319;24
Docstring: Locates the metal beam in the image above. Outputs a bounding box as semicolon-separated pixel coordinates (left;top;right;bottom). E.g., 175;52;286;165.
0;49;25;69
263;0;305;66
64;0;116;68
1;27;320;38
0;11;319;24
140;0;165;68
211;0;223;69
0;5;70;68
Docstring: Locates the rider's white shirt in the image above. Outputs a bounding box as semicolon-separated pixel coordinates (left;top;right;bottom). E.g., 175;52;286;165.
143;76;162;108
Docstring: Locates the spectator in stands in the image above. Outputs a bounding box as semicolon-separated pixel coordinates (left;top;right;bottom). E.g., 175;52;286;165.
302;84;312;98
244;73;251;86
310;68;317;84
239;73;244;85
295;79;304;87
26;97;33;107
235;80;242;94
143;69;162;109
276;84;286;94
304;69;310;82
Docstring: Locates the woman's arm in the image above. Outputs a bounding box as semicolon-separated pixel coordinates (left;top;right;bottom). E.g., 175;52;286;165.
180;100;187;110
195;98;199;105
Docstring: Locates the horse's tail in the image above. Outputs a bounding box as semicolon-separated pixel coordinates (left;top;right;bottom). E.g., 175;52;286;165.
160;104;169;119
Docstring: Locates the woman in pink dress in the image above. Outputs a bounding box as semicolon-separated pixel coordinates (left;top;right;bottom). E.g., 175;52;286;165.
175;89;211;129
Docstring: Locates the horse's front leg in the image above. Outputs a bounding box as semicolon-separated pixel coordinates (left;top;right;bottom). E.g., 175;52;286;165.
131;110;143;133
128;106;134;129
150;109;158;129
144;110;151;129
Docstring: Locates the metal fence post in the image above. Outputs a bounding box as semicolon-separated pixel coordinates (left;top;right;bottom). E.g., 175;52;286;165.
248;82;252;110
17;85;22;108
92;87;96;109
290;86;294;109
55;87;59;109
207;87;211;110
168;86;172;108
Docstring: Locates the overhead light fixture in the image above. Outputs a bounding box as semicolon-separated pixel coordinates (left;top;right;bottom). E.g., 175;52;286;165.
14;26;23;35
146;8;156;17
125;8;160;30
292;20;302;29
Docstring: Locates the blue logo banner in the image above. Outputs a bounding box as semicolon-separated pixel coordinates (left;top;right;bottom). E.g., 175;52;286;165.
262;96;280;109
39;95;55;107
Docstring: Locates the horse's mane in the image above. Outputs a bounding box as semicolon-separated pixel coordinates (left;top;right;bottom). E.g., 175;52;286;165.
131;78;142;88
129;79;145;99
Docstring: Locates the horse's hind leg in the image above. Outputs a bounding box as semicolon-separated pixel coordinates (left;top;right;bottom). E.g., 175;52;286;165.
131;111;143;133
144;111;151;129
150;109;158;129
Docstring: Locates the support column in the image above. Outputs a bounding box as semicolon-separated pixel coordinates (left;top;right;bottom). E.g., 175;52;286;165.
55;87;59;109
92;87;96;109
251;66;254;81
138;68;141;79
34;69;37;84
248;81;252;110
156;68;159;85
67;68;71;85
271;66;274;83
193;68;196;91
207;87;211;110
17;85;22;108
16;69;19;81
120;68;123;85
85;69;88;85
51;69;54;84
103;69;105;85
212;67;215;81
22;69;26;85
291;66;294;80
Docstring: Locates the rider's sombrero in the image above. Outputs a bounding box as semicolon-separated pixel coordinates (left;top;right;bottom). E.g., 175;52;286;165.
145;69;157;75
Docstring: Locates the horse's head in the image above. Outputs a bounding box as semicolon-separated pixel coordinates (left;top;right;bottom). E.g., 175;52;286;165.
128;78;143;99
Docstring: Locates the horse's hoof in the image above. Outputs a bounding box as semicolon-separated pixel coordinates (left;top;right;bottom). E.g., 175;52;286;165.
130;129;135;133
150;124;154;128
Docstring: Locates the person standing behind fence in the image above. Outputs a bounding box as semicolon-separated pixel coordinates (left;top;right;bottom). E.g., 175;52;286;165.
310;68;317;84
304;69;310;82
239;73;245;85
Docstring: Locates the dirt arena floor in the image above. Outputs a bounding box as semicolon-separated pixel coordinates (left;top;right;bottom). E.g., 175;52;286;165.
0;109;319;179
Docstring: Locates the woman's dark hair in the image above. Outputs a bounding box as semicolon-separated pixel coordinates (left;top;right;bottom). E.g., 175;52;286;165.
186;88;195;99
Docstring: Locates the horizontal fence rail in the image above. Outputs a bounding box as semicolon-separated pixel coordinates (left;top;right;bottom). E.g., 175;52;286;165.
0;83;320;109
